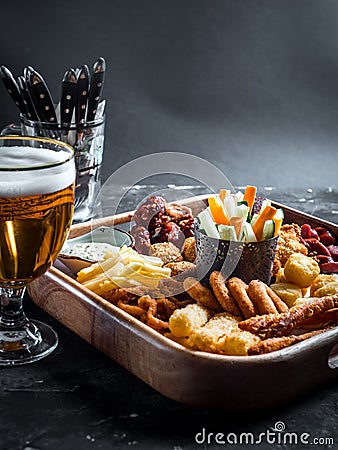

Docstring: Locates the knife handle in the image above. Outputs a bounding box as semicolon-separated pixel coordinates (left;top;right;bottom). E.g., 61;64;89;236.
86;57;106;122
60;68;77;124
0;65;26;115
27;67;58;123
17;75;39;120
76;65;90;125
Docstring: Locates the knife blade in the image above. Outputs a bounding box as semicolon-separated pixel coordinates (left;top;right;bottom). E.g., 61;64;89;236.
86;57;106;122
76;65;90;125
17;75;39;120
26;67;58;123
0;65;27;115
60;68;77;124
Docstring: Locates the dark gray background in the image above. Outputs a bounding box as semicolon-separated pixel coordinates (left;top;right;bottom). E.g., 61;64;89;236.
1;0;338;187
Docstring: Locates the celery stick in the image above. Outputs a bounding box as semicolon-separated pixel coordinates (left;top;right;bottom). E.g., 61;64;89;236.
251;213;259;227
234;204;250;220
235;191;244;203
223;195;236;219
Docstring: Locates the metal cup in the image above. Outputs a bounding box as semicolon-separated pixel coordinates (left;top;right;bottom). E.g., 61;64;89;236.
194;220;279;285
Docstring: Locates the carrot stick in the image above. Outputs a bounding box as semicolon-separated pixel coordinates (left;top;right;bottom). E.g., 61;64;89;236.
243;186;257;213
208;196;229;225
273;217;283;237
252;205;277;241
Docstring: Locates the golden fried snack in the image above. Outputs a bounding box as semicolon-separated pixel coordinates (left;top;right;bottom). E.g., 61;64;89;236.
269;282;303;308
248;280;278;315
248;329;326;355
301;308;338;329
169;303;211;337
117;297;145;319
182;237;196;262
164;332;192;348
164;261;196;277
227;277;257;319
294;297;317;307
167;296;194;309
102;286;161;304
284;253;320;288
188;313;240;353
209;271;242;317
239;295;338;338
275;268;287;283
138;295;176;331
310;274;338;296
265;285;289;313
218;330;261;356
183;277;223;313
272;224;308;277
150;242;183;265
101;288;135;304
313;283;338;298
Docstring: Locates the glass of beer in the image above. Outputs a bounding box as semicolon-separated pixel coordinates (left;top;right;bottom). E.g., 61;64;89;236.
0;135;75;365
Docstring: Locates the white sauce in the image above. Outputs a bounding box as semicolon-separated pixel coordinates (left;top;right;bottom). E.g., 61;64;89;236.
62;242;118;262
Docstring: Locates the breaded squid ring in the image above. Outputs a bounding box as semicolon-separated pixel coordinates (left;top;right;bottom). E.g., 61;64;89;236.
227;277;257;319
183;277;223;313
248;280;278;315
265;285;289;313
117;297;145;319
209;271;242;317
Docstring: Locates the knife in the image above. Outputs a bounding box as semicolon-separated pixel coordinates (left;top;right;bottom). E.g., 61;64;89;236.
76;65;90;125
17;75;39;120
26;67;58;123
0;65;27;115
60;68;77;124
86;57;106;122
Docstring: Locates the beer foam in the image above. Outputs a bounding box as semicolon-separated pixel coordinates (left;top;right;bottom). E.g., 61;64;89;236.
0;146;75;197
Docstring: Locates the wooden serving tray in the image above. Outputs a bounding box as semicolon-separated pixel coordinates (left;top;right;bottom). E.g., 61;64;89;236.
28;195;338;410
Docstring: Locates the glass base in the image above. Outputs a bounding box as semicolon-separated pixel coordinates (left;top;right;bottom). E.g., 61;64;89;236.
0;319;58;366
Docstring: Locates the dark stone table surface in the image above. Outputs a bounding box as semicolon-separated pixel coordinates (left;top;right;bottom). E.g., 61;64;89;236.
1;187;338;450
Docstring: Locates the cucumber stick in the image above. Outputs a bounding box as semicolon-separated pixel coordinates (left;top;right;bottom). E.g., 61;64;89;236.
197;208;220;239
262;220;275;240
218;225;237;241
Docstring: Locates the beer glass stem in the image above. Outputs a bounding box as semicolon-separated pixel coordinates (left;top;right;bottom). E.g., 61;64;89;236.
0;287;27;329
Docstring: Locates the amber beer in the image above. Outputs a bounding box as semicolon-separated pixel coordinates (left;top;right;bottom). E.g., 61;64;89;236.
0;146;75;284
